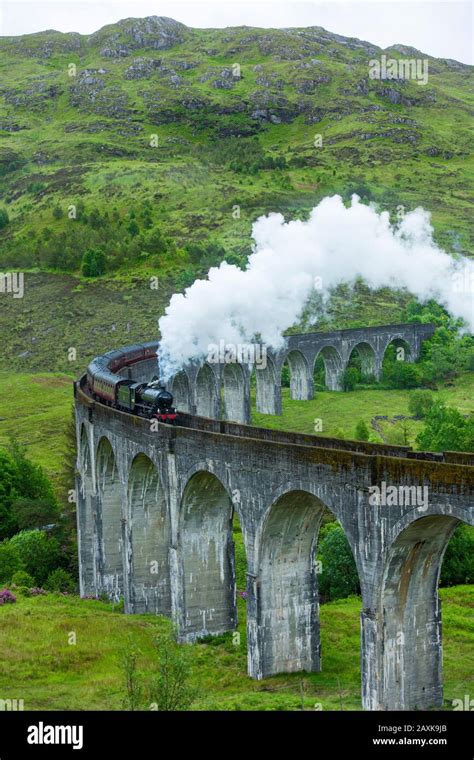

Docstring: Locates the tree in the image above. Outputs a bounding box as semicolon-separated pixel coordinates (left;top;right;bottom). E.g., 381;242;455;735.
11;498;60;531
318;524;360;602
440;525;474;586
9;530;61;586
383;361;419;389
354;420;370;441
0;441;57;540
0;541;23;583
0;449;20;539
81;247;106;277
120;632;195;711
416;401;474;453
147;634;195;711
127;220;140;237
0;208;9;230
408;389;434;419
341;366;359;391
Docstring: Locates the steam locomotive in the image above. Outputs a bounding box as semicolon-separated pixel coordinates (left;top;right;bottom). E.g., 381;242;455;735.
86;343;179;424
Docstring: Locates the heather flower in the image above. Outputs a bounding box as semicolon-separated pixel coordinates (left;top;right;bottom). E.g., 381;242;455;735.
0;588;17;604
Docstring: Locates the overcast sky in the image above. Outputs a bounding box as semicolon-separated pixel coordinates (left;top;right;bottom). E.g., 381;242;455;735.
0;0;472;64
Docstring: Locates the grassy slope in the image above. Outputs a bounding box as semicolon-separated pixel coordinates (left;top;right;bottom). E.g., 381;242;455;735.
0;20;472;375
253;373;474;445
0;586;471;711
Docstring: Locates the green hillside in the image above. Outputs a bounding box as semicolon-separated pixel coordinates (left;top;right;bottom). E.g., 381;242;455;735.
0;17;472;371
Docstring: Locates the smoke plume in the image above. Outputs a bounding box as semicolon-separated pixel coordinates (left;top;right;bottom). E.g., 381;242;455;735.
158;194;473;378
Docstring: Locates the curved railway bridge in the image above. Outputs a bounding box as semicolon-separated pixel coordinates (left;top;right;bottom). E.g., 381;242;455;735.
74;327;473;711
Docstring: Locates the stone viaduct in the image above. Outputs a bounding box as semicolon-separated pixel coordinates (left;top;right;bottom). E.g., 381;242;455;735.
168;322;436;423
74;323;474;711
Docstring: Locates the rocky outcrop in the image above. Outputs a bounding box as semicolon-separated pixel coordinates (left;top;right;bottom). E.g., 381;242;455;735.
123;57;162;79
89;16;187;58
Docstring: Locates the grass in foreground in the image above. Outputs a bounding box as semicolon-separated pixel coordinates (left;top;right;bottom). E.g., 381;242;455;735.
0;587;472;711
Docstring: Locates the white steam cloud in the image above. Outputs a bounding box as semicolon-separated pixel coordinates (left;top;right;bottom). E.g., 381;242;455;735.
158;195;473;378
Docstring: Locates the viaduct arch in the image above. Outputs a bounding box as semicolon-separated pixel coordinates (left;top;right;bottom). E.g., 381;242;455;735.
168;322;435;422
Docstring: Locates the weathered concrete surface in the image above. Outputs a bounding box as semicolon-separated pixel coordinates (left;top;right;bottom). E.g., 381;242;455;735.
75;347;473;711
168;322;435;423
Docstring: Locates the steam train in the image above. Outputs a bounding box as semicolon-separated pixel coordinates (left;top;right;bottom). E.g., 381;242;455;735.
86;343;179;424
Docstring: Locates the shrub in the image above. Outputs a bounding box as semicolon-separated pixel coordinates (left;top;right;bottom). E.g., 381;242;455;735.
408;389;434;418
416;401;474;452
45;568;76;593
341;366;359;391
81;247;106;277
9;530;60;586
354;420;370;441
383;361;419;389
0;541;23;583
0;588;16;604
147;634;196;711
11;570;35;587
120;632;195;711
0;208;9;230
29;587;47;596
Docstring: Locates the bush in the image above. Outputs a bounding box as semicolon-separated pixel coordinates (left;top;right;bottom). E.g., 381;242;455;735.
341;366;360;391
121;632;195;711
383;361;419;389
0;208;9;230
354;420;370;441
318;525;360;602
45;568;76;593
81;247;106;277
0;541;23;583
9;530;60;586
440;525;474;586
408;389;434;418
11;570;35;588
416;401;474;452
147;634;196;711
0;589;16;605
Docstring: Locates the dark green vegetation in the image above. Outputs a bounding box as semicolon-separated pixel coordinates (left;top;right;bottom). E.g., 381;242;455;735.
0;16;472;375
0;586;472;710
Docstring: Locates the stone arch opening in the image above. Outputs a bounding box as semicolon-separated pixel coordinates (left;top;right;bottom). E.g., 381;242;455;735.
179;471;236;640
314;346;344;391
382;337;414;387
78;424;95;595
171;371;191;413
222;363;246;422
127;454;171;615
383;337;413;364
195;364;219;418
347;342;378;383
282;350;312;400
377;514;463;710
96;437;123;599
255;492;362;680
